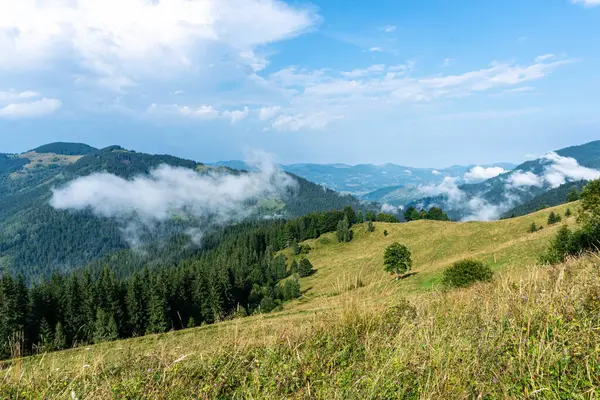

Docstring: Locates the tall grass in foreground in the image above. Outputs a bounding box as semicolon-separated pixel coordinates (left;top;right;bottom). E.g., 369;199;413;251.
3;256;600;399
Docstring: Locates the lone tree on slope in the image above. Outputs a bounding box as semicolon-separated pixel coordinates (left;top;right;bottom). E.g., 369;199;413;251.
384;243;413;280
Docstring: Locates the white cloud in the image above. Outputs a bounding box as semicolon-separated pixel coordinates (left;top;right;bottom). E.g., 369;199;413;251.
259;106;282;121
177;105;221;119
223;107;249;124
506;171;544;188
572;0;600;6
50;151;296;245
150;103;249;124
418;177;516;221
503;86;535;93
0;90;40;101
0;98;62;118
271;56;573;109
535;54;555;62
272;112;343;131
432;170;441;175
505;152;600;189
369;47;384;53
341;64;386;78
464;166;507;181
0;0;317;87
543;152;600;187
383;25;396;33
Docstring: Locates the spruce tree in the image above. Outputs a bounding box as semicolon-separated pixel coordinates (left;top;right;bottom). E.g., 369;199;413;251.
54;322;67;350
147;288;168;334
528;222;538;233
93;309;108;344
298;258;314;277
106;315;119;342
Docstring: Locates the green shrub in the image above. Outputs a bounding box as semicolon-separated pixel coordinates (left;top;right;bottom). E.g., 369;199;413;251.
442;259;493;288
547;211;562;225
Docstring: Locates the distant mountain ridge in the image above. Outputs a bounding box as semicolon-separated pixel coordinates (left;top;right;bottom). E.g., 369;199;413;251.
0;143;373;279
210;160;516;196
410;140;600;220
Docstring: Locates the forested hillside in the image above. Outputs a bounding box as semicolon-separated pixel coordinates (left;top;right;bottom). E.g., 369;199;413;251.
503;181;586;218
0;143;374;280
0;206;390;359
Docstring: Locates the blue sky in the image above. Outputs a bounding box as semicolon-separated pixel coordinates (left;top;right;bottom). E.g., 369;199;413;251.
0;0;599;167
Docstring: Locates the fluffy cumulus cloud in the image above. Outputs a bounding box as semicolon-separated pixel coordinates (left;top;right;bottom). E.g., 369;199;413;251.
0;92;62;118
259;106;282;121
0;0;316;83
50;152;296;245
464;166;507;181
506;152;600;189
506;171;543;188
432;170;441;175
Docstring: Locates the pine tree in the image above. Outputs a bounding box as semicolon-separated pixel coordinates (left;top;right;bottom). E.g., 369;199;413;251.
567;188;580;203
565;208;573;218
298;258;314;277
147;286;168;334
186;317;196;329
38;318;53;352
106;315;119;342
93;309;108;344
126;273;145;337
528;222;539;233
548;211;562;225
290;239;299;256
54;322;67;350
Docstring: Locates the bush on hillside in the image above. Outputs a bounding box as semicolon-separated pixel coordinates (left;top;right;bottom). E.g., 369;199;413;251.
298;258;315;277
542;180;600;264
547;211;562;225
367;221;375;232
528;222;541;233
565;208;573;218
442;259;493;288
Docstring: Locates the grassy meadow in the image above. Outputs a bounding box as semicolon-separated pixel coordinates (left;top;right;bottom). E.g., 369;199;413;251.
3;203;595;399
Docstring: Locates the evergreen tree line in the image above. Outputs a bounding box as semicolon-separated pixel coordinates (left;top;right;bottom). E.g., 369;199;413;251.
0;207;362;360
542;181;600;264
403;206;450;222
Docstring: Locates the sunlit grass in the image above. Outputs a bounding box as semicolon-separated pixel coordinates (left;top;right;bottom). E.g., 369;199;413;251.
1;203;586;398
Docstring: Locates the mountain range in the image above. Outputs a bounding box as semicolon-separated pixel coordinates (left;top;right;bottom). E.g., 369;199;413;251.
408;140;600;220
210;161;516;196
0;143;372;280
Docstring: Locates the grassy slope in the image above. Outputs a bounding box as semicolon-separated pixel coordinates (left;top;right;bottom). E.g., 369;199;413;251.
1;203;582;398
